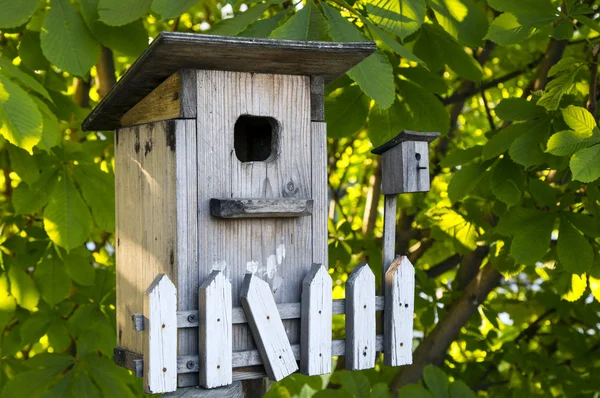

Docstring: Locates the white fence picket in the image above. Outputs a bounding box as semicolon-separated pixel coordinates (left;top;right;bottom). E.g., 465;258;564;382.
345;263;376;370
300;264;332;375
384;256;415;366
199;270;232;388
240;274;298;381
144;274;177;393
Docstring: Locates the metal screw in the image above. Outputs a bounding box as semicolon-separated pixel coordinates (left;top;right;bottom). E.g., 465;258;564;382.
187;314;197;323
186;361;195;370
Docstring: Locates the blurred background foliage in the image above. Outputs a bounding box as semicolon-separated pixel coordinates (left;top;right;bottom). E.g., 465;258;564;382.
1;0;600;396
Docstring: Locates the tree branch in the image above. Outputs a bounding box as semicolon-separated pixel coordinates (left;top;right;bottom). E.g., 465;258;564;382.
362;159;381;235
425;254;460;278
587;43;600;116
95;46;116;99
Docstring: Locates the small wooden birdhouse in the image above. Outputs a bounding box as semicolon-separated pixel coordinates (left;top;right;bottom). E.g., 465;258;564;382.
83;32;420;396
372;130;440;194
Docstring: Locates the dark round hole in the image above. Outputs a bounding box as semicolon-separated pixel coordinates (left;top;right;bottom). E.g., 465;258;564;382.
319;353;322;357
162;367;167;372
279;356;282;359
405;303;409;308
400;343;404;347
415;153;421;161
363;352;367;357
267;316;270;320
217;365;221;369
162;324;166;329
363;305;367;309
217;318;220;322
318;310;322;314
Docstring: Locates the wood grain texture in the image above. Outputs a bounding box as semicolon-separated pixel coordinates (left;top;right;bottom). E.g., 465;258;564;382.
384;256;415;366
381;141;432;194
198;271;232;388
310;77;324;122
194;70;314;367
345;264;376;370
114;348;143;377
371;130;440;155
162;383;243;398
240;274;298;381
210;198;313;219
311;122;328;268
82;32;376;131
177;297;385;328
144;274;178;393
121;70;196;127
300;264;332;375
382;195;397;289
115;120;181;357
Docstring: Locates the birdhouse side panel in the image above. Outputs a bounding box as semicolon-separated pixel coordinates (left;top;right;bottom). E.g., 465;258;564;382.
381;141;431;194
175;70;315;377
115;120;192;355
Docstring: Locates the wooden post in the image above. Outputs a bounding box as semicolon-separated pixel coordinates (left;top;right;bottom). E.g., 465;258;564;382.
345;263;376;370
300;264;332;375
199;270;232;389
384;256;415;366
382;194;397;289
240;274;298;381
144;274;177;394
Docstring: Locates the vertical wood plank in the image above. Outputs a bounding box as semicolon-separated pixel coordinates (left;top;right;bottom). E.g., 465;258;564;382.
345;263;376;370
240;274;298;381
300;264;332;375
311;122;328;267
384;256;415;366
144;274;177;393
382;195;397;289
199;270;232;388
310;76;324;122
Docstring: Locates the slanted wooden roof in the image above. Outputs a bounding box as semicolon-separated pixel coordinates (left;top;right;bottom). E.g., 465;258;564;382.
82;32;376;131
371;131;440;155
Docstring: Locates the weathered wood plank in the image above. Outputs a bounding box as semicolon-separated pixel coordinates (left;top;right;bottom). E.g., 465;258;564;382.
382;195;397;288
311;122;328;267
345;264;376;370
114;348;143;377
371;131;440;155
209;198;313;219
162;383;243;398
144;274;178;393
198;270;232;388
384;256;415;366
310;76;324;122
300;264;332;375
176;297;385;328
380;141;432;194
240;274;298;381
82;32;376;131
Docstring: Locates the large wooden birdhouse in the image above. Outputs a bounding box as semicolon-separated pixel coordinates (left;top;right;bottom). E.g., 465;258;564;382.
82;32;427;396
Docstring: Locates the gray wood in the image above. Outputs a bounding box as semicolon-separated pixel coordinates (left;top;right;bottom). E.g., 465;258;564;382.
382;195;397;289
210;198;313;219
82;32;375;131
371;130;440;155
345;263;376;370
310;76;325;122
180;69;197;118
176;297;385;328
300;264;332;375
311;122;328;267
114;348;143;377
162;382;243;398
132;314;145;331
240;274;298;381
380;141;432;194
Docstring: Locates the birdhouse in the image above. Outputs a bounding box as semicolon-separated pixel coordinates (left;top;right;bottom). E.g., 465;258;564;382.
83;32;419;395
372;130;440;194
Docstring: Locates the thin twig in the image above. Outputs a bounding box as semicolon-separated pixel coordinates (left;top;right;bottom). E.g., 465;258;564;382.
587;43;600;115
481;86;496;131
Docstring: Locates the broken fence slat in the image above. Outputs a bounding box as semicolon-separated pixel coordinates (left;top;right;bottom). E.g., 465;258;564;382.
144;274;178;394
384;256;415;366
240;274;298;381
300;264;332;375
199;270;232;388
345;263;376;371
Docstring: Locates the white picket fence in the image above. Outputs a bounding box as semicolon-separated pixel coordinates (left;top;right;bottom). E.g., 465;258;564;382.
139;256;415;393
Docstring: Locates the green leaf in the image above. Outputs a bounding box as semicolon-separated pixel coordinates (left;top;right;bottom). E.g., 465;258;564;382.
551;18;573;40
566;213;600;238
368;100;410;147
82;355;136;398
448;380;475;398
43;169;92;251
562;105;598;135
240;10;288;37
270;0;328;41
447;163;485;203
8;266;39;311
7;143;39;184
484;13;536;45
548;57;580;77
47;319;71;352
366;0;426;40
509;211;555;265
362;17;423;63
440;146;482;168
0;74;43;153
558;215;593;274
371;383;392;398
0;0;38;28
12;168;58;215
398;385;434;398
0;57;51;101
528;178;557;207
559;272;587;302
570;144;600;183
398;67;447;95
437;208;479;251
537;67;580;110
482;123;525;160
98;0;152;26
423;365;449;398
546;130;600;156
1;368;64;398
494;98;545;121
211;3;270;36
19;32;50;71
34;255;71;306
64;249;96;286
20;312;51;344
325;84;370;138
429;0;489;48
491;158;522;207
487;0;557;26
32;97;61;152
397;79;449;133
339;370;371;397
414;24;483;81
0;273;17;330
508;118;551;168
41;0;100;77
74;164;115;232
152;0;198;19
